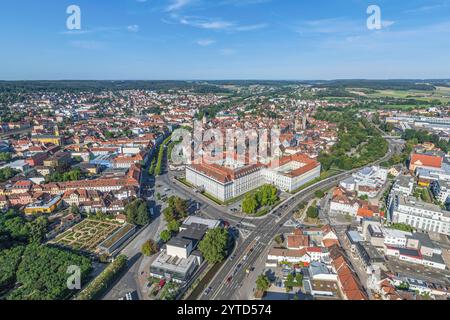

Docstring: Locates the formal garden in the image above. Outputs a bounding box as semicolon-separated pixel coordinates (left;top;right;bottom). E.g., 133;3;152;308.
50;219;122;253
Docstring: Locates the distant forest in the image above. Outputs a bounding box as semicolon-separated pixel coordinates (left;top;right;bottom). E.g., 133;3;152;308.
0;80;231;94
0;79;449;93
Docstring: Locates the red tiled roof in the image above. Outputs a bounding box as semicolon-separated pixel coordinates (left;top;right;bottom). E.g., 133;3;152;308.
287;234;309;248
190;162;263;183
322;239;339;248
410;153;442;169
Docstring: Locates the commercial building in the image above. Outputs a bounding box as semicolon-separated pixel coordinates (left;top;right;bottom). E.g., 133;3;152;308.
24;195;62;215
31;134;62;146
340;166;388;198
409;153;443;174
186;153;320;202
149;217;220;283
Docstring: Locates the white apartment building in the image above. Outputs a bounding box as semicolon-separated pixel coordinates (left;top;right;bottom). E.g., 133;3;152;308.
391;175;414;196
390;194;450;236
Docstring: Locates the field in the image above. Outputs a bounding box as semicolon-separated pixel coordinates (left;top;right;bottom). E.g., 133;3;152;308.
359;87;450;103
50;219;122;253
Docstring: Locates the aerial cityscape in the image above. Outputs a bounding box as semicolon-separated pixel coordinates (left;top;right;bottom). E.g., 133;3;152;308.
0;0;450;309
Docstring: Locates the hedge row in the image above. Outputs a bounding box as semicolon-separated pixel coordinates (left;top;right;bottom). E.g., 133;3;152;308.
76;255;128;300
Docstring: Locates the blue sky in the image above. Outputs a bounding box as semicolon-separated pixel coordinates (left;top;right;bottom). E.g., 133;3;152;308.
0;0;449;80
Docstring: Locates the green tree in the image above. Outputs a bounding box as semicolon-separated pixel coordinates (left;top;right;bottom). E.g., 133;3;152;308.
0;167;19;182
0;152;12;162
295;273;303;286
163;206;176;223
160;230;172;243
242;193;258;214
256;274;270;292
274;234;284;246
167;220;181;233
141;239;158;256
135;201;150;226
7;244;92;300
314;190;325;198
124;199;149;226
28;216;48;243
163;196;188;223
70;204;80;215
306;205;319;219
198;228;229;264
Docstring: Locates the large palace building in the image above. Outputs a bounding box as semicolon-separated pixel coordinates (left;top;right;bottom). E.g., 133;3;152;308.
186;153;321;201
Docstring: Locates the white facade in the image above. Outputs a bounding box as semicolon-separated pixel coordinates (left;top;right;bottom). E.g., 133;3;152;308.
262;162;321;192
185;166;263;202
330;199;359;216
267;250;311;265
392;175;414;196
390;194;450;236
186;158;320;201
340;166;388;198
307;248;329;262
430;180;450;204
383;228;411;247
166;242;191;260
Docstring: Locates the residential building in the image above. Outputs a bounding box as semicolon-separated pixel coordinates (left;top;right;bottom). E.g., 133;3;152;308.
389;194;450;235
430;180;450;205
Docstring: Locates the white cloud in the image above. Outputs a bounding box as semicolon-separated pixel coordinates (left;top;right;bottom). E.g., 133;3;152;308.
381;20;395;28
167;0;193;12
405;3;448;13
127;24;140;32
196;39;216;46
174;16;266;32
235;23;267;31
179;17;234;30
296;18;363;35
